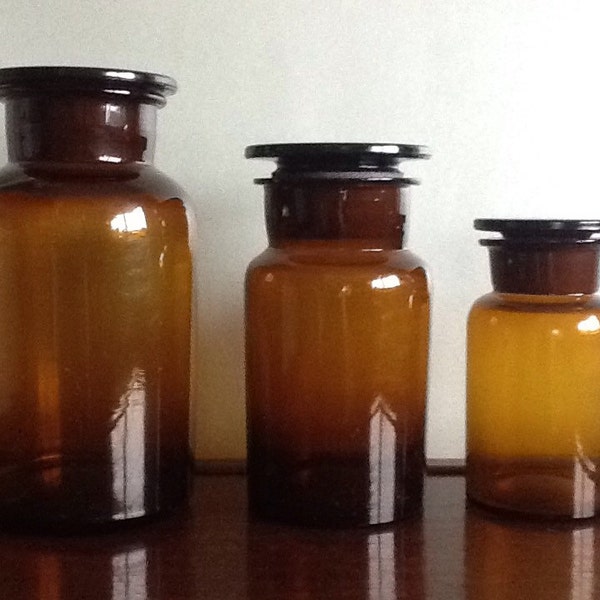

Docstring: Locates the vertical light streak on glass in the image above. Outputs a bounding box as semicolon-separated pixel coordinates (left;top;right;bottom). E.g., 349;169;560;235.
369;395;396;525
38;218;62;485
572;448;596;519
111;368;146;518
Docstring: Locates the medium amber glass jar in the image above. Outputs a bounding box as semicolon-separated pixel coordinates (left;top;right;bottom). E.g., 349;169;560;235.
0;67;192;528
467;219;600;518
245;143;430;526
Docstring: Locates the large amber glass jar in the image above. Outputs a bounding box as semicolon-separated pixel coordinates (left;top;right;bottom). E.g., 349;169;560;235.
0;67;192;528
467;219;600;518
245;143;430;526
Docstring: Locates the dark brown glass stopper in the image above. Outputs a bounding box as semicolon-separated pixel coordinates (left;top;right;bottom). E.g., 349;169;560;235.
247;143;428;248
475;219;600;295
0;67;176;164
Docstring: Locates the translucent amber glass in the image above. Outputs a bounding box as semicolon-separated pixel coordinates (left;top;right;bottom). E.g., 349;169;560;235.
467;292;600;518
0;167;192;526
246;241;429;526
0;67;192;528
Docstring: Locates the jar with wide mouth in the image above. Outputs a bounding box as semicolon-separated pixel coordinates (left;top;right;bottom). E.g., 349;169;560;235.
467;219;600;518
0;66;193;529
245;143;430;527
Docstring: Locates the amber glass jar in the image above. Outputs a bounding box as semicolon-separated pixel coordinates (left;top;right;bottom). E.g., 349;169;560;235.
0;67;192;528
467;219;600;518
245;143;430;526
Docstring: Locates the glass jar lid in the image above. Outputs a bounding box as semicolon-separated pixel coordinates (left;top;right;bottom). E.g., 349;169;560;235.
246;142;428;183
0;66;176;106
475;219;600;246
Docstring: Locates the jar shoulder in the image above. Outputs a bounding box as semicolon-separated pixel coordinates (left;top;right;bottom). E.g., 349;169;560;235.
248;247;427;270
469;292;508;313
0;163;186;200
246;247;429;291
469;292;600;319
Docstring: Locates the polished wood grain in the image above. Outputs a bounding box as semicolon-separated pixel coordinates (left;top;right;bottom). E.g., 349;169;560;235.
0;474;597;599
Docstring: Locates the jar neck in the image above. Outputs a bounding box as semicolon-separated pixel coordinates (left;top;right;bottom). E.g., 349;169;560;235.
4;94;157;164
263;181;407;250
487;245;600;295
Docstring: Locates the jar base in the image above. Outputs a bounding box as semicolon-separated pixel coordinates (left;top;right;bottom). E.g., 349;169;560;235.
467;455;600;519
0;454;190;532
248;454;423;528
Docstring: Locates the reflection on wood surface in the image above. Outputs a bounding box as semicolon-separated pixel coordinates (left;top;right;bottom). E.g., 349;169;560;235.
0;476;596;599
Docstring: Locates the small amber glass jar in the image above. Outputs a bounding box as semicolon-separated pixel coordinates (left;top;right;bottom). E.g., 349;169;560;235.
467;219;600;518
245;143;430;526
0;67;193;528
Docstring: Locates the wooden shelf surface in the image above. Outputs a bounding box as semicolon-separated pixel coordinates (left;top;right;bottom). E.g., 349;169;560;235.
0;474;597;599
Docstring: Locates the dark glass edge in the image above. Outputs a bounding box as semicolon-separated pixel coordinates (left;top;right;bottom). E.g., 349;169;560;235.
479;238;600;247
0;66;177;103
245;142;429;160
253;174;420;185
474;218;600;233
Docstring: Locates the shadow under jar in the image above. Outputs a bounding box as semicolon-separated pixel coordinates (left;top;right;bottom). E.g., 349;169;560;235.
0;67;193;529
245;143;430;527
467;219;600;519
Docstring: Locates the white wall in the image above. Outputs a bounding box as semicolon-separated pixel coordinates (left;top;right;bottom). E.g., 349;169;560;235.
1;0;599;460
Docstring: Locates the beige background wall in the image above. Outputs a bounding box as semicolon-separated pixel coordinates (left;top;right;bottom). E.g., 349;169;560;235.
1;1;599;461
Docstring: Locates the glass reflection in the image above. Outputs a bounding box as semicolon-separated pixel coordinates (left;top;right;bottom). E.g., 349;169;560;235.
465;511;599;599
577;315;600;334
571;528;595;600
111;548;148;600
36;554;61;600
368;531;396;600
110;206;147;233
369;396;396;524
573;448;596;519
0;539;152;600
99;155;123;164
247;523;423;600
111;367;147;518
371;274;401;290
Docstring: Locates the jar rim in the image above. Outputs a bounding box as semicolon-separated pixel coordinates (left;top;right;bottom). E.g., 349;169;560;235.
475;218;600;234
0;66;177;106
245;143;429;161
247;143;428;184
475;219;600;245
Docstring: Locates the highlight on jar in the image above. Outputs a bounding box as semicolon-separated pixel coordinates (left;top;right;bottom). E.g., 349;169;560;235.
244;142;430;527
466;218;600;519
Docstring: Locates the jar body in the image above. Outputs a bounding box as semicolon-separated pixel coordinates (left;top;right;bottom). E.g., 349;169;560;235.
0;163;192;526
467;292;600;518
246;242;429;526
